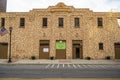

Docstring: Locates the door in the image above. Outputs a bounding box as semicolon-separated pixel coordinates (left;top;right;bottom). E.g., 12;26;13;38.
39;40;49;59
115;43;120;59
76;48;80;58
72;40;83;59
0;43;8;59
56;40;66;59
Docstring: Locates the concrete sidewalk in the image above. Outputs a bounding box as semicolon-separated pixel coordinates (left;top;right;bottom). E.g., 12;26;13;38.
0;78;120;80
0;59;120;64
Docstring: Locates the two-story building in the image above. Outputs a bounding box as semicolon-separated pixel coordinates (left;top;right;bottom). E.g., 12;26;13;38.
0;3;120;59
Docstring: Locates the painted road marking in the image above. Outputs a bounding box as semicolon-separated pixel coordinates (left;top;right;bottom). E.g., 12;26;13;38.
45;64;120;69
67;64;71;68
51;64;55;68
57;64;59;68
77;64;82;68
45;64;51;69
73;64;77;69
62;64;64;68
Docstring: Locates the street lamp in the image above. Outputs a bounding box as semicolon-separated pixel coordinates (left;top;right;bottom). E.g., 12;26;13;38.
8;27;13;63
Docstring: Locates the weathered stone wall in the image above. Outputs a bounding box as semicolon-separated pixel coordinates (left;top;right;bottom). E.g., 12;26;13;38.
0;3;120;59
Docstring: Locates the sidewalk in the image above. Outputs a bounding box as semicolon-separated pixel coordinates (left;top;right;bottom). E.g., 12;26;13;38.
0;78;120;80
0;59;120;64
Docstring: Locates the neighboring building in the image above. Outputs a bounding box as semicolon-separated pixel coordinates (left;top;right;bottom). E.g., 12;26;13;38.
0;0;7;12
0;3;120;59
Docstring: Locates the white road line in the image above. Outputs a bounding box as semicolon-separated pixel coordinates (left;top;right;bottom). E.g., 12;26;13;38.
87;65;92;68
82;65;87;68
73;64;77;69
67;64;70;68
45;64;50;68
94;65;99;68
63;64;64;68
57;64;59;69
89;65;97;69
51;64;55;68
77;64;82;68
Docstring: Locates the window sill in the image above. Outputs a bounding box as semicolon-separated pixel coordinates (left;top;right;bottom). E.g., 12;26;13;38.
19;26;25;28
58;27;64;28
98;26;103;28
42;26;47;28
74;26;80;28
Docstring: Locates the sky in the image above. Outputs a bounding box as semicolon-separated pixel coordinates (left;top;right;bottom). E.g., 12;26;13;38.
7;0;120;12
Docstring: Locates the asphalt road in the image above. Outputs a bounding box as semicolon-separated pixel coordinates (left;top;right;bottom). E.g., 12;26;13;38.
0;64;120;78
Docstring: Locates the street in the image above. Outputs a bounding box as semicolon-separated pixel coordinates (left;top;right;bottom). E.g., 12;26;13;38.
0;64;120;78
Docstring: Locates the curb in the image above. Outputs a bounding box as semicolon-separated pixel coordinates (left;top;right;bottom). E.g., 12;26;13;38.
0;59;120;65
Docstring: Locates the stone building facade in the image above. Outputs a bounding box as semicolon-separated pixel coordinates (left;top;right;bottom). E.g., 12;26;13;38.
0;3;120;59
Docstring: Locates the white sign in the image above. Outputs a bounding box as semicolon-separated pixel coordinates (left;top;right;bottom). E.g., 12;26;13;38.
117;19;120;27
43;48;49;52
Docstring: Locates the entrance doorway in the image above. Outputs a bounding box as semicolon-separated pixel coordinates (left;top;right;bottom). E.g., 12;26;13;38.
56;40;66;59
39;40;50;59
115;43;120;59
76;48;80;58
72;40;83;59
0;43;8;59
